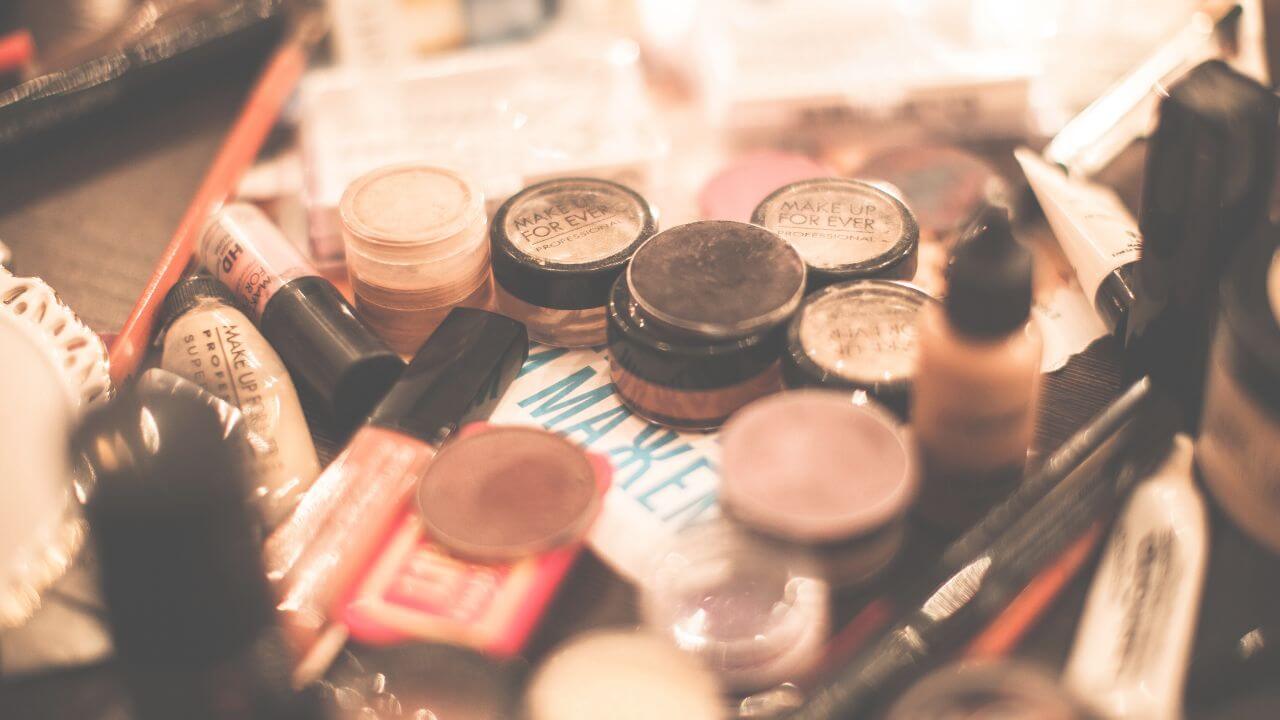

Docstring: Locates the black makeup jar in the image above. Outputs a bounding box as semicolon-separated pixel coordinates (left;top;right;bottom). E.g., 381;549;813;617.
606;220;805;430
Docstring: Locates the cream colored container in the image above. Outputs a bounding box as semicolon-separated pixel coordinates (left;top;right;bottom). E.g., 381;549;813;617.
340;164;492;355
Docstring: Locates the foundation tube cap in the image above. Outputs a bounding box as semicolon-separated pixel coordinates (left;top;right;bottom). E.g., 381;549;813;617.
160;274;238;328
77;382;273;668
367;308;528;446
491;178;657;310
751;178;919;287
720;390;917;543
945;206;1032;338
259;276;404;429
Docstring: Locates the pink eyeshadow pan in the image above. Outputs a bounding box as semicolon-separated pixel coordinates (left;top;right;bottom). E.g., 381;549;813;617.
720;390;917;587
698;151;830;223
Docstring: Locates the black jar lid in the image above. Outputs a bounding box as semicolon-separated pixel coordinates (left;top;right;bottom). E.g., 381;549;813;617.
783;280;935;417
1218;229;1280;415
751;178;919;286
626;220;806;339
491;178;657;310
606;274;785;392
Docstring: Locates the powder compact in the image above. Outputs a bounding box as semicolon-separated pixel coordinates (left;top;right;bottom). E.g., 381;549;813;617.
783;280;936;417
416;425;605;561
643;521;828;692
720;390;917;587
751;177;919;288
606;220;806;430
491;178;657;348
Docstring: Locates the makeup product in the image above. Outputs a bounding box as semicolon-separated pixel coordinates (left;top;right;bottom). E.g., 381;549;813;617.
1065;435;1206;720
1197;231;1280;553
886;661;1085;720
417;426;604;561
1123;60;1278;425
342;421;611;655
912;207;1042;528
524;630;725;720
160;275;320;528
0;270;110;628
76;381;317;720
340;164;493;356
856;145;1008;239
266;309;527;651
720;391;916;587
607;221;804;430
1043;3;1244;178
109;13;321;383
751;178;918;288
199;203;403;430
644;521;829;692
490;178;657;348
320;643;522;720
698;151;829;223
1016;148;1140;336
788;383;1180;719
782;280;934;416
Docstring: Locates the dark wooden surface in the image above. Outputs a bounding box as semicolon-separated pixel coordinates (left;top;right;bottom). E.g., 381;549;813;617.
2;51;1279;720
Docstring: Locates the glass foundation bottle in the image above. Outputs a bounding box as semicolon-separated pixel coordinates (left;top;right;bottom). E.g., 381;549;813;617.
340;164;493;356
912;208;1041;529
160;275;321;528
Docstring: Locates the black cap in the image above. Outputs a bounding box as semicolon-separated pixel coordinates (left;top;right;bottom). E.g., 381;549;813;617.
491;178;657;311
367;308;528;446
77;379;275;669
161;274;238;329
944;206;1032;338
260;276;404;431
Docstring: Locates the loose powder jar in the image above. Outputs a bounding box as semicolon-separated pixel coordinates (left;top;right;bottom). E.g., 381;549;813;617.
340;164;492;356
751;178;918;288
491;178;657;348
720;390;917;588
643;521;829;693
783;280;935;418
606;220;806;430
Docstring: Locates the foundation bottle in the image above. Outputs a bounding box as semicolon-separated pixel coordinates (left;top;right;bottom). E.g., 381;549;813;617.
160;275;321;528
340;164;493;356
912;208;1041;528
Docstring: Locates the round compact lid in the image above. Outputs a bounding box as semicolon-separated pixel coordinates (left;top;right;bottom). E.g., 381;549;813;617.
491;178;657;310
857;145;1008;235
698;150;830;223
751;178;918;277
786;280;934;389
417;426;602;561
340;164;483;246
327;643;521;720
720;390;916;542
627;220;806;339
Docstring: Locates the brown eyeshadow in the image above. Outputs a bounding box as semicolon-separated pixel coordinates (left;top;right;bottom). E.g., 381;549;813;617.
416;427;601;561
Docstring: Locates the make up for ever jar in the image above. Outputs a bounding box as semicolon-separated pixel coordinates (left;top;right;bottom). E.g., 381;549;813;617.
340;164;492;356
751;178;919;288
783;280;935;418
491;178;656;348
606;220;806;430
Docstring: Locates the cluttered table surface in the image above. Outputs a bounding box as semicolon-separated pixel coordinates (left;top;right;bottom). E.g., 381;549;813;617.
3;4;1280;719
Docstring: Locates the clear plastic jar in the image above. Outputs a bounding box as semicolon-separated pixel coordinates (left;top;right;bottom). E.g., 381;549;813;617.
340;164;492;355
